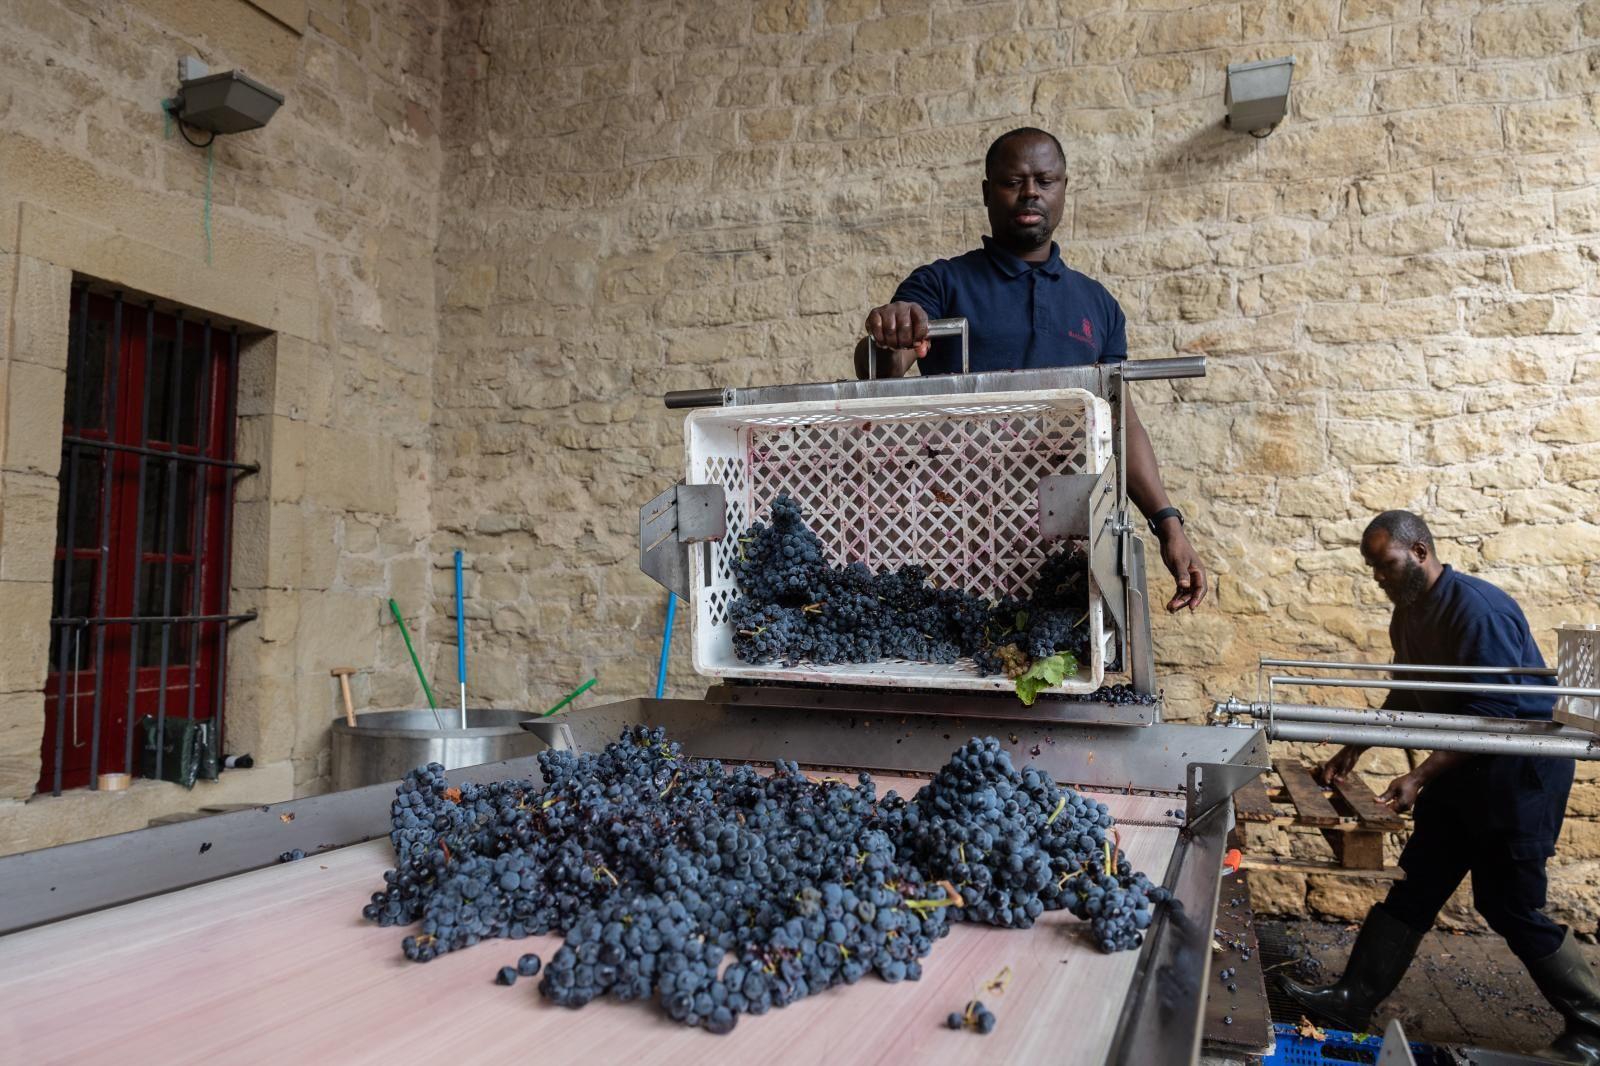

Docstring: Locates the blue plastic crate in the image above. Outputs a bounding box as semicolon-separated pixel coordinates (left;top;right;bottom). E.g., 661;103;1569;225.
1263;1022;1453;1065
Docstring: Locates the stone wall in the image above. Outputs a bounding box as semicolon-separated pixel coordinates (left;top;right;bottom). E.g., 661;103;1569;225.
0;0;446;849
431;0;1600;924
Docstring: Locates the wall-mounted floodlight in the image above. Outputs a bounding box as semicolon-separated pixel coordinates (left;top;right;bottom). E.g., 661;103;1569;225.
1225;56;1294;137
166;58;284;142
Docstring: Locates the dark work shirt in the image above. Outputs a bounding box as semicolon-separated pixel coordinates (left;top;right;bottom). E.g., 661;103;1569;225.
891;237;1128;375
1385;565;1571;847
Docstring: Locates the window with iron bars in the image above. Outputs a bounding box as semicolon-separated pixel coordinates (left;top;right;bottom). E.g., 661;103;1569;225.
39;287;257;796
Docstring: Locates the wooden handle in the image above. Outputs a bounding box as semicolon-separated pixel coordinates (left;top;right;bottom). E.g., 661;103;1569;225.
331;668;357;726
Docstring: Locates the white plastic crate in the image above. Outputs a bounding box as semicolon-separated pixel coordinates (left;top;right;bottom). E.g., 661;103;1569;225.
1555;624;1600;734
684;388;1114;695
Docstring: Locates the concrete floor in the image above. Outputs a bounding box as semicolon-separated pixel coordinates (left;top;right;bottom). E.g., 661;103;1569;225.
1263;920;1600;1056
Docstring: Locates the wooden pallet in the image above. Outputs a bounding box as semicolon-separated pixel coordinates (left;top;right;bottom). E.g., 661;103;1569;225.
1234;759;1406;878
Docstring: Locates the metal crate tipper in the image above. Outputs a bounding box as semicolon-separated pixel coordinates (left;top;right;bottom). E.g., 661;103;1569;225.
0;336;1275;1066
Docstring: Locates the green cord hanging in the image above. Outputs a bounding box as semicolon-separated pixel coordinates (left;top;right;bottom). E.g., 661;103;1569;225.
203;141;214;266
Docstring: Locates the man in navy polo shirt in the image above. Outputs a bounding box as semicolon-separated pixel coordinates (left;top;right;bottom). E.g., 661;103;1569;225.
853;127;1206;613
1285;511;1596;1063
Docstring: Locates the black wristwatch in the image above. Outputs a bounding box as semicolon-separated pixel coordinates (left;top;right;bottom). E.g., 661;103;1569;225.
1147;507;1184;537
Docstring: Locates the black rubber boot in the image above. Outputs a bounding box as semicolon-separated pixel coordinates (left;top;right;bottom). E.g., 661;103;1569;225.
1527;928;1600;1065
1281;903;1425;1033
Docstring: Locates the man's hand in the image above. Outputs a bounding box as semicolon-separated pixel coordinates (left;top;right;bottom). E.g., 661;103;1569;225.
1157;521;1207;612
1379;771;1423;814
1315;745;1367;787
865;301;930;350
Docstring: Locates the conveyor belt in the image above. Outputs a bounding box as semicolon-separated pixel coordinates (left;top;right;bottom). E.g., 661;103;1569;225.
0;782;1180;1066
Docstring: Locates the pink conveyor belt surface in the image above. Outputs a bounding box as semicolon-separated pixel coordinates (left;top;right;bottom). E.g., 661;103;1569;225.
0;780;1183;1066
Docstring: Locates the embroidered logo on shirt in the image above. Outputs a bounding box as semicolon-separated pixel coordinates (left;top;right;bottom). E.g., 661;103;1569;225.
1068;318;1094;344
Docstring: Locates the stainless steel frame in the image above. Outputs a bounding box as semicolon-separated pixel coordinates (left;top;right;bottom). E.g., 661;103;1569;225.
1266;719;1600;758
1268;674;1600;700
1258;657;1556;677
2;698;1263;1066
704;683;1161;727
639;482;726;600
1218;649;1600;759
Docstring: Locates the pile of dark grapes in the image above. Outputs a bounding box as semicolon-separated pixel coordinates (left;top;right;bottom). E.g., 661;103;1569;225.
730;494;1090;678
362;728;1171;1034
1069;684;1161;706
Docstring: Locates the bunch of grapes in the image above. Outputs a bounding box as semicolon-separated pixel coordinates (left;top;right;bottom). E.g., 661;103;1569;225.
1070;683;1161;707
882;737;1125;929
362;729;1170;1035
728;494;1093;679
1062;863;1172;953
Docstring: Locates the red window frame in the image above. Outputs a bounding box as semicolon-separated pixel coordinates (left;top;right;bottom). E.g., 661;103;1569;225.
39;290;239;794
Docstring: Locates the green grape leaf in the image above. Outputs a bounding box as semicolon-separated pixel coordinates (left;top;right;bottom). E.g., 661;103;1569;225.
1014;651;1079;706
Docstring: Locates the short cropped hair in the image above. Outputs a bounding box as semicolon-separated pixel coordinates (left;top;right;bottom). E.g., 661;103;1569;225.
1364;510;1435;552
984;128;1066;177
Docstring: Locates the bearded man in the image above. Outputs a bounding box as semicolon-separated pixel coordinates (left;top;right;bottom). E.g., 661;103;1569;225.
1284;510;1596;1064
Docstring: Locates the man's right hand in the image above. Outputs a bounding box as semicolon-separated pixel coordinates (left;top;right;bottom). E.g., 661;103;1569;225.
1315;744;1368;786
865;301;930;349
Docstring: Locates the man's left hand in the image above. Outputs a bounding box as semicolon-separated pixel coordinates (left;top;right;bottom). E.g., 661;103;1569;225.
1379;772;1423;814
1158;525;1207;612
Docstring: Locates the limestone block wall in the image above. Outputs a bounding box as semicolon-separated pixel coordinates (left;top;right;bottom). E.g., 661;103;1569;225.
431;1;1600;923
0;0;446;849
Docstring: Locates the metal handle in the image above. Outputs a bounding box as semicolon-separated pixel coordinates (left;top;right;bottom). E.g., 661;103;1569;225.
1118;357;1206;381
866;316;968;379
663;388;731;410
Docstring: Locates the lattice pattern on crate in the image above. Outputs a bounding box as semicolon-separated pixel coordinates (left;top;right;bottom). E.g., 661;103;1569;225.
698;454;749;628
1558;625;1599;729
715;406;1093;600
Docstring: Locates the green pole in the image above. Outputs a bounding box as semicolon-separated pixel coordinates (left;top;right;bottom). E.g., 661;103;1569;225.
541;677;597;718
388;598;439;714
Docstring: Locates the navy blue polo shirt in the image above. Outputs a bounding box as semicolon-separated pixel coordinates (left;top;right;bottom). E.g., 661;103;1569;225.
1384;566;1553;720
1384;565;1571;845
890;237;1128;375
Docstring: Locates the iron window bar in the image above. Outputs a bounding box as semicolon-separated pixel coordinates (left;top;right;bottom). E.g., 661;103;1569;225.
51;613;259;627
48;288;257;796
58;436;260;472
53;287;91;799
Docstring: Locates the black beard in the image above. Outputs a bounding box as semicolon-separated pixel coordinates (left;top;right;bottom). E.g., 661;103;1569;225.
1388;561;1429;606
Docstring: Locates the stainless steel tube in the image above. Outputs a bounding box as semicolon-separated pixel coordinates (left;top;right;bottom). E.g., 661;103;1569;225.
664;388;730;409
1260;658;1555;676
1270;674;1600;699
1119;357;1207;381
1265;703;1590;737
1269;719;1600;759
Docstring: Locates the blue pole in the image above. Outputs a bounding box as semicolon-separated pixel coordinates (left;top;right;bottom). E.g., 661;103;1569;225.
454;549;467;728
654;592;677;700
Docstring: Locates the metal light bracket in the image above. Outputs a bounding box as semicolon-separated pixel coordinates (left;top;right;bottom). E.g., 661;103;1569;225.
640;483;726;599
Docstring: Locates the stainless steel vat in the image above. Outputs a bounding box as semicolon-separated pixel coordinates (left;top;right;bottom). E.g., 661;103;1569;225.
330;708;544;790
